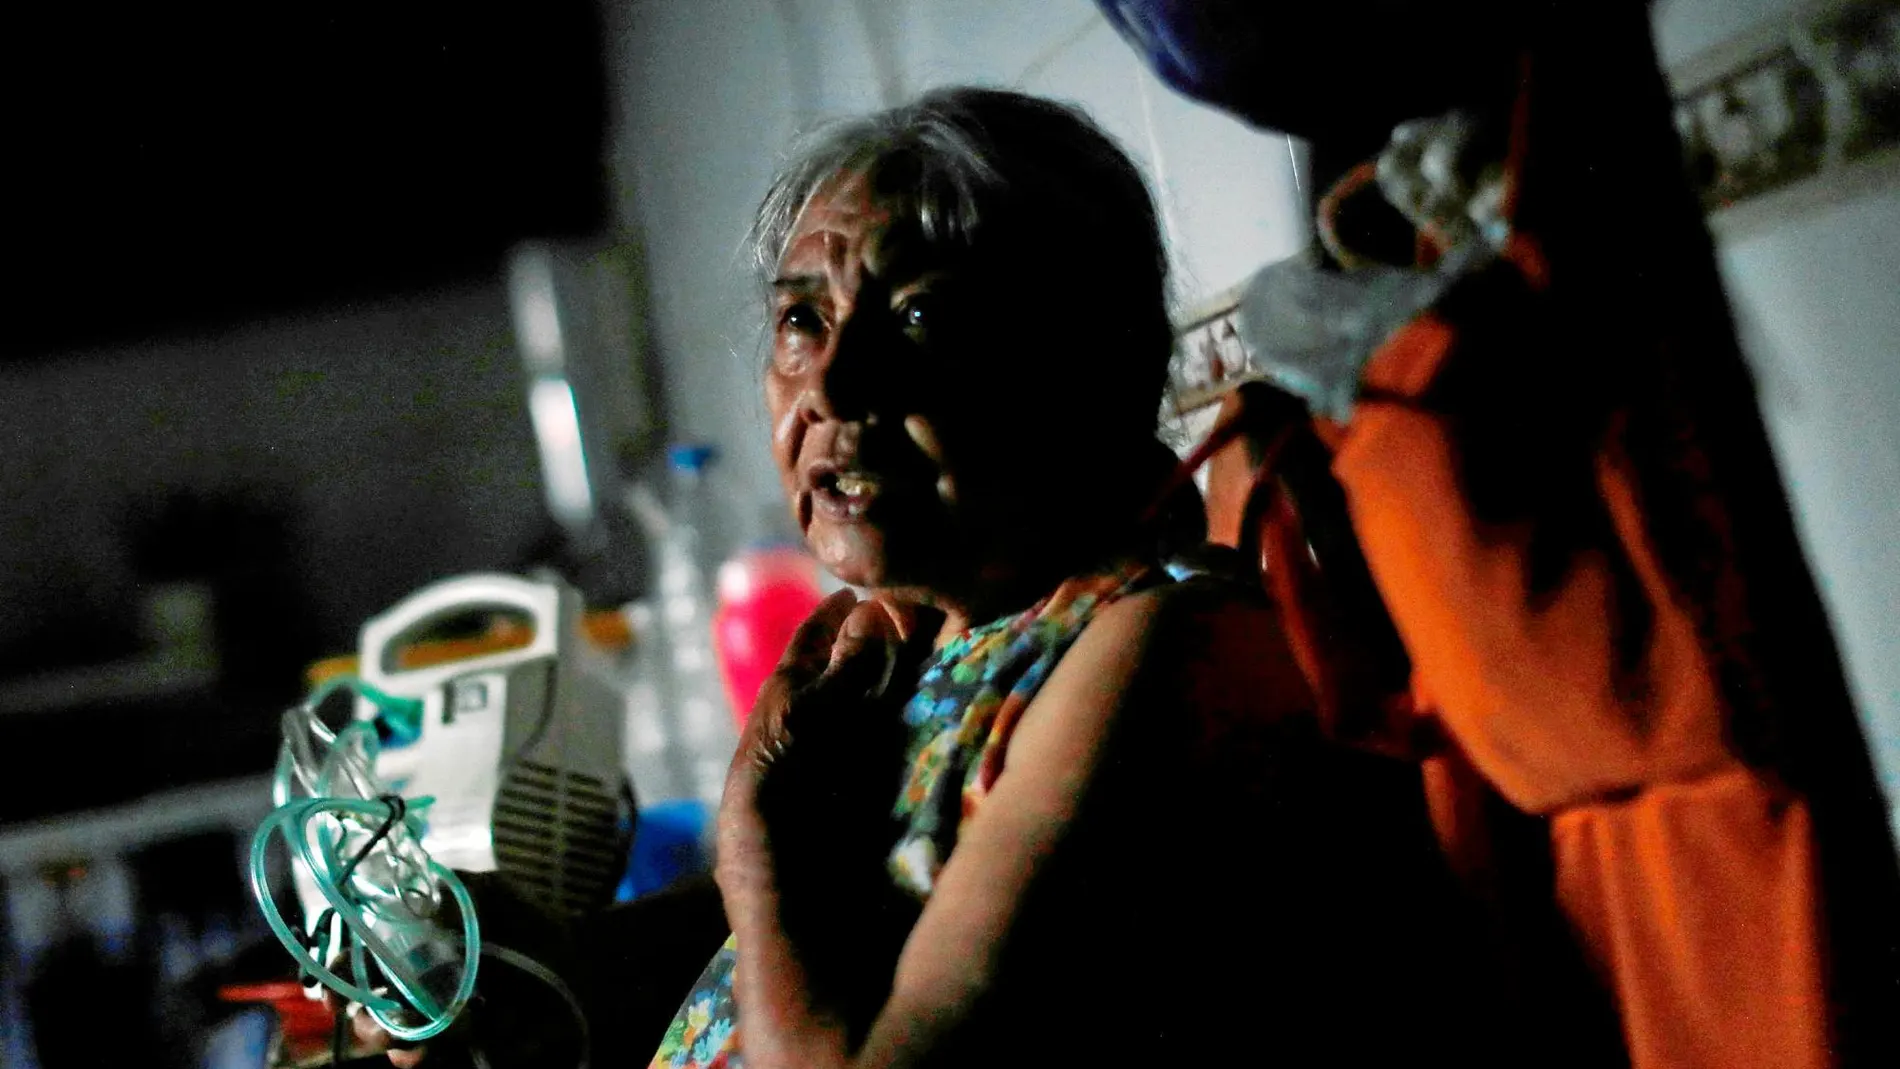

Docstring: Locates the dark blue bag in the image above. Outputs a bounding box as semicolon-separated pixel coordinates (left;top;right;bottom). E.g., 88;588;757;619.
1092;1;1520;139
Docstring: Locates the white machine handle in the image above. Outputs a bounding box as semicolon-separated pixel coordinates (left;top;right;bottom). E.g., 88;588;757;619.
358;573;564;697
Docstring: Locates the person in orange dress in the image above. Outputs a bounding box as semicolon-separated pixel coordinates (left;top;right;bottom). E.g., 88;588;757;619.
1103;2;1900;1066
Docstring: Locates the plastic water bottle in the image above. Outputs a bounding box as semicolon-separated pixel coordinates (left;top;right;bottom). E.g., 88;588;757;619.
612;599;704;899
614;444;744;897
618;600;693;811
653;443;739;809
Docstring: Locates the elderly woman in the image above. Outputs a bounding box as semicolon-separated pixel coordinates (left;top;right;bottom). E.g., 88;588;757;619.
647;86;1491;1069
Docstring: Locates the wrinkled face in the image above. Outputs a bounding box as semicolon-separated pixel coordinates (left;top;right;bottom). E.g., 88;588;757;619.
765;170;1134;603
765;173;968;594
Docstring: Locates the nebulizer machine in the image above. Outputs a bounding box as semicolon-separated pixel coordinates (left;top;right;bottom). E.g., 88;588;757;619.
249;572;628;1048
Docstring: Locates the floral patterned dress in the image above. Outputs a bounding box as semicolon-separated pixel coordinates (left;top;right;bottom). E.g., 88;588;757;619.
649;562;1159;1069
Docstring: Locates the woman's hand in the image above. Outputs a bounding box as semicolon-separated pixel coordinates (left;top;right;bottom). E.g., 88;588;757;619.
320;980;429;1067
715;590;935;1055
313;872;581;1068
721;590;931;846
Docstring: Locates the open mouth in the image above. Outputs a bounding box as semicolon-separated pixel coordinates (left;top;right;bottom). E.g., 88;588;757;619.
812;468;883;519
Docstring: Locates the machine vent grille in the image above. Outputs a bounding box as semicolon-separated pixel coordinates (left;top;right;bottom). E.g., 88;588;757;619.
493;760;624;914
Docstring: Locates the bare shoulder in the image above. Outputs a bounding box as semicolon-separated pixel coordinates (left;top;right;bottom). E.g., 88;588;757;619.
1025;576;1316;747
1075;577;1300;687
1098;573;1274;625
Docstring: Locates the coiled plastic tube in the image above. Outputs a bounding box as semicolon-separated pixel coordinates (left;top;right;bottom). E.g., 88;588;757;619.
249;676;481;1042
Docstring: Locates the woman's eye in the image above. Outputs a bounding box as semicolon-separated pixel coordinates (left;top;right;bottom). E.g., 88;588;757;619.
895;295;937;338
771;301;825;373
779;302;824;336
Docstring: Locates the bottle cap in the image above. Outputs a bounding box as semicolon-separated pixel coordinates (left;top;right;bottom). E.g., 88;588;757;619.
667;443;718;472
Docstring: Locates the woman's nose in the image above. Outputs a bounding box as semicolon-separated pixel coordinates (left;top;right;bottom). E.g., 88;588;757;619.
805;307;896;425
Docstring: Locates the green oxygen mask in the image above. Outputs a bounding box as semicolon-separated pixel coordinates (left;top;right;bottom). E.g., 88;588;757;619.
249;674;482;1043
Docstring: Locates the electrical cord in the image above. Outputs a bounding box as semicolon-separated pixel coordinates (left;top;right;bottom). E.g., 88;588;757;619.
482;943;592;1069
332;994;350;1068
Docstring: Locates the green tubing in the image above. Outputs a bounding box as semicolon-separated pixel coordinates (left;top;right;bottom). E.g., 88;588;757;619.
251;795;483;1041
250;676;481;1043
273;674;420;806
304;674;424;728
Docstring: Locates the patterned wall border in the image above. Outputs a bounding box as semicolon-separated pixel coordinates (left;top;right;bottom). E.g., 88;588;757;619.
1669;0;1900;237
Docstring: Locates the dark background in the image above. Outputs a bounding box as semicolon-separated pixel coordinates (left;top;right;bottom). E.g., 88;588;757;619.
4;1;609;359
0;1;615;823
3;9;620;1066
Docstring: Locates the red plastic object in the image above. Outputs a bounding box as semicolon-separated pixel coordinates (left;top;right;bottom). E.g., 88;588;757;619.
220;981;344;1066
713;546;826;725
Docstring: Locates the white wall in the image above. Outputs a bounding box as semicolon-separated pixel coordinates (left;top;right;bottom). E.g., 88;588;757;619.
603;0;1306;538
1654;0;1900;813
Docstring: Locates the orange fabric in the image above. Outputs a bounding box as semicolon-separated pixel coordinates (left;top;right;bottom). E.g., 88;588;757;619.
1339;316;1734;809
1552;774;1826;1069
302;611;634;685
1197;381;1427;757
1420;751;1506;892
1201;391;1257;549
1333;314;1833;1069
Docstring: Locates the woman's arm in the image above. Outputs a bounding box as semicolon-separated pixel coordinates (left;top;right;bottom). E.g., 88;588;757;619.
849;592;1166;1065
717;583;1322;1069
714;592;929;1066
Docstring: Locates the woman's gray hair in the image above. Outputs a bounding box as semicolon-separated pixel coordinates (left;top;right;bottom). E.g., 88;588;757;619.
748;95;1002;281
746;87;1175;429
